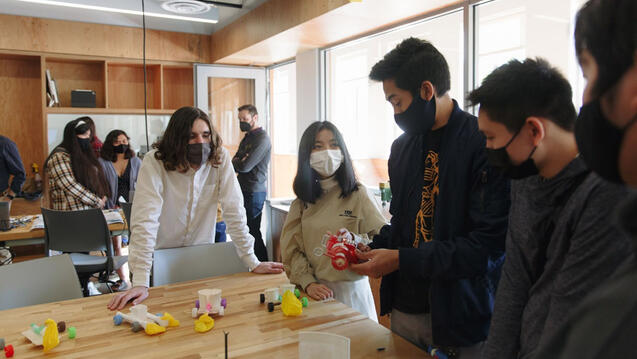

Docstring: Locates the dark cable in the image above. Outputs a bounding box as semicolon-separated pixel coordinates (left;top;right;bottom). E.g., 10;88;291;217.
142;0;150;152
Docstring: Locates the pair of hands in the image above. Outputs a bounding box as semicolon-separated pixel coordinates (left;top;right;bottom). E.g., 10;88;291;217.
107;261;284;310
305;246;399;300
98;196;107;209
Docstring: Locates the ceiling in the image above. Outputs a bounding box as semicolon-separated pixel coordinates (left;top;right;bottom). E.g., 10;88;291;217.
0;0;268;34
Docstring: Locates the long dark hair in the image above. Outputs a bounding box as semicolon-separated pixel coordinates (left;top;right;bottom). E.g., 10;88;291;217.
293;121;358;204
153;106;222;172
101;130;135;162
45;117;111;198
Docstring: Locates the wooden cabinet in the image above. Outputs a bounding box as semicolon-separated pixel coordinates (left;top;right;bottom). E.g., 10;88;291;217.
0;51;195;172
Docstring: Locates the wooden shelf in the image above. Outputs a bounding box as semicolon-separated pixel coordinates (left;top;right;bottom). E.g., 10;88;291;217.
163;65;194;110
107;63;162;109
45;57;106;108
45;107;176;115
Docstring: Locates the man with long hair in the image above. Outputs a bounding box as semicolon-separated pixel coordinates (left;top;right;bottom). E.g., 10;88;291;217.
108;106;283;309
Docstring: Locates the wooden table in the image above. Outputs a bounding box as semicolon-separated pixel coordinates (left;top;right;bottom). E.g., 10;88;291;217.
9;198;42;217
0;215;126;243
0;272;428;358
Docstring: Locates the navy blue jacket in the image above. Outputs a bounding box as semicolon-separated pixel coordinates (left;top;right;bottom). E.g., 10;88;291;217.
0;135;26;194
370;101;510;347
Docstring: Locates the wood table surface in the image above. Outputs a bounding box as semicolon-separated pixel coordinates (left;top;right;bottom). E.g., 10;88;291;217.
0;272;428;358
0;213;126;242
8;198;42;217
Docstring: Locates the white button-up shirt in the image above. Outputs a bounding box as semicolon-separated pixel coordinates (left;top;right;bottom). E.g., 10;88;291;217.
128;147;261;287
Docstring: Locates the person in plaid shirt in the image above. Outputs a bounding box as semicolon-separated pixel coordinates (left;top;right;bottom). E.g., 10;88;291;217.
44;118;109;211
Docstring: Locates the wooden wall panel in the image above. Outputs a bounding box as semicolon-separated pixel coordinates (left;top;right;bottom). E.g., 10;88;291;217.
0;14;211;63
0;55;45;174
210;0;350;63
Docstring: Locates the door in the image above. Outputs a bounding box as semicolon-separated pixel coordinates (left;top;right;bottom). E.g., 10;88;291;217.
194;64;267;157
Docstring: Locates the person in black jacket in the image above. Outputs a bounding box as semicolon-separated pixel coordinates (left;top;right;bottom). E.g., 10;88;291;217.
232;104;271;261
350;37;510;358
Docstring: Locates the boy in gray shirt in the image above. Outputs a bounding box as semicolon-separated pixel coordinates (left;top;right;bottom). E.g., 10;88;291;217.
467;58;631;359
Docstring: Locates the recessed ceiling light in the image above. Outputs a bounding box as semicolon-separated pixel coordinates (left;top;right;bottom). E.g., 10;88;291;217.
16;0;218;23
161;0;211;15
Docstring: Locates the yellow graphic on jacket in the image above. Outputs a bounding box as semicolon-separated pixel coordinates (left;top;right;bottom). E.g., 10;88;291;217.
413;150;440;247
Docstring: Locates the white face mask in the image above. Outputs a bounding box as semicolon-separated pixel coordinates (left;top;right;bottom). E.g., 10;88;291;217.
310;149;343;178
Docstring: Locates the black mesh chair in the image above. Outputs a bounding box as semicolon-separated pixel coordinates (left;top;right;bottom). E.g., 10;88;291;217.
41;207;128;296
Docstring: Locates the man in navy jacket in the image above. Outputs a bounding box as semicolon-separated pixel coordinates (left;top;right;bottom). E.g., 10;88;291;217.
350;38;510;358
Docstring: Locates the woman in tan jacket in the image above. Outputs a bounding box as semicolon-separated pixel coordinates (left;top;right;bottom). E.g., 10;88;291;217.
281;121;387;322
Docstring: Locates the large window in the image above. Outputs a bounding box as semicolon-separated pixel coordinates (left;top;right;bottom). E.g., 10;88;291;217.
476;0;588;107
325;10;464;187
269;62;297;198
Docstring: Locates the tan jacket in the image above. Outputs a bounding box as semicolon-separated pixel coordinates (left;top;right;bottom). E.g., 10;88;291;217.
281;178;387;290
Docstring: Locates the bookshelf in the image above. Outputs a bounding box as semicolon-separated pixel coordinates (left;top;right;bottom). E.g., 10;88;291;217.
44;57;194;114
0;51;196;170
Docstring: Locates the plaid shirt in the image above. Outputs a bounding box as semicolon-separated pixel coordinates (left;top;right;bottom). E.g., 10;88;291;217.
46;150;101;211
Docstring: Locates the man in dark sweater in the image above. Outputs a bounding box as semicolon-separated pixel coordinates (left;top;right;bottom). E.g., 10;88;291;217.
350;38;510;358
533;1;637;358
232;104;271;261
468;58;631;359
0;135;26;201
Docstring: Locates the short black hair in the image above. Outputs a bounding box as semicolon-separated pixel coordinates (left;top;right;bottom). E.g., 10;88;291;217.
238;104;258;116
101;129;135;162
467;58;577;132
369;37;451;97
575;0;637;98
293;121;358;204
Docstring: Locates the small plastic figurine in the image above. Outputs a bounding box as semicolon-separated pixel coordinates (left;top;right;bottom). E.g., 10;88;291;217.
42;319;59;352
113;304;178;335
260;284;308;312
192;289;227;318
4;344;13;358
22;318;71;352
194;313;215;333
323;230;359;270
281;290;303;316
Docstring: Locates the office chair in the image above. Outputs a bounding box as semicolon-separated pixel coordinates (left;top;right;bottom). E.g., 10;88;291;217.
151;242;248;286
41;207;128;296
0;254;83;310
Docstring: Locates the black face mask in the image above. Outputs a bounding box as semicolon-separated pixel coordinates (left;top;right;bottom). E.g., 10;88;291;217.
77;137;91;151
487;128;539;179
240;121;252;132
114;144;128;154
575;99;637;183
186;143;211;167
394;94;436;135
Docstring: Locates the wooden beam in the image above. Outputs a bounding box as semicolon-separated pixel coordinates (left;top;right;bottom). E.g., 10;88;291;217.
210;0;351;63
0;14;211;63
214;0;461;66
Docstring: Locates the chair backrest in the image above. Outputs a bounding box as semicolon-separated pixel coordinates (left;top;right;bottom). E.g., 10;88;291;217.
152;242;249;286
0;254;83;310
41;207;112;254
